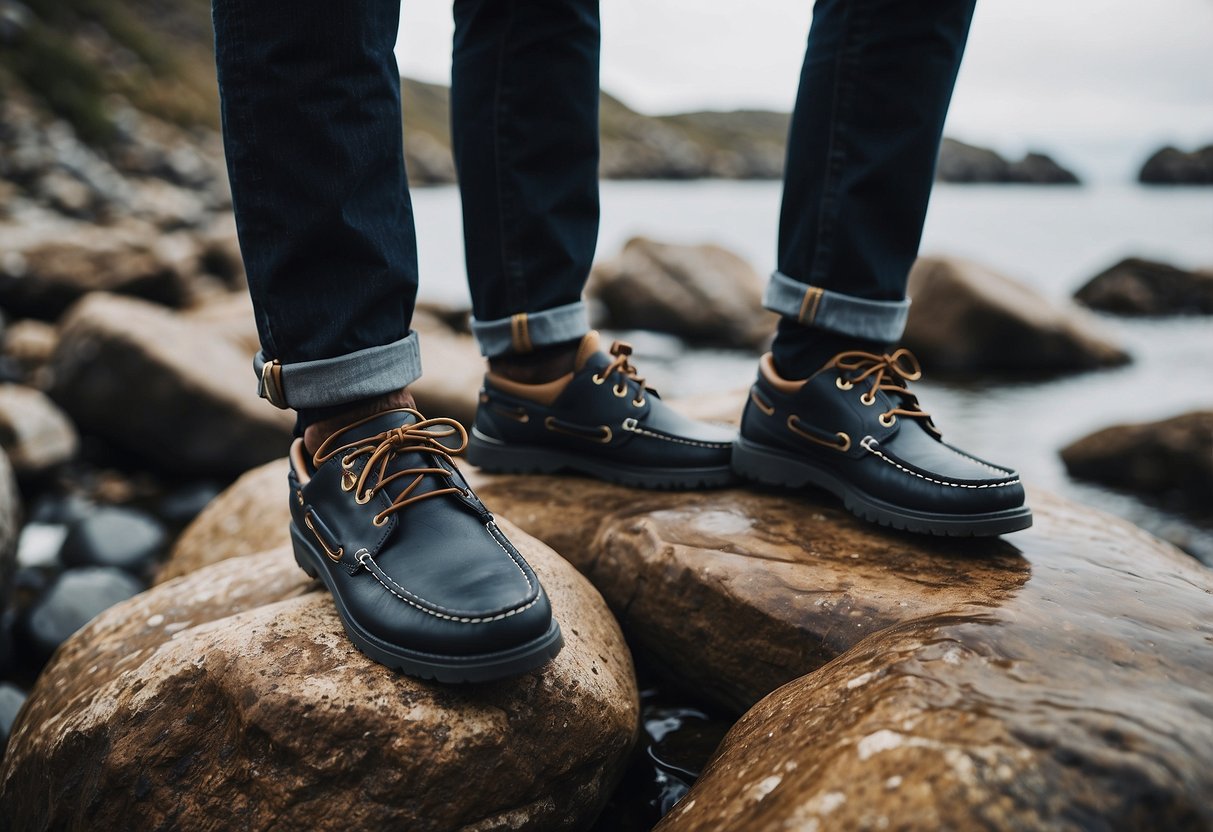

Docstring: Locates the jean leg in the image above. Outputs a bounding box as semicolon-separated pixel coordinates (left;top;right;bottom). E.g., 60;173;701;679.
770;0;976;345
213;0;421;408
452;0;600;357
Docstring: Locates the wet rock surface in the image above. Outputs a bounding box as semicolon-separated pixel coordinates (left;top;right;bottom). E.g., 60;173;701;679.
0;520;639;832
588;237;775;349
904;255;1129;374
1061;410;1213;518
0;384;78;477
1073;257;1213;316
50;292;293;476
466;472;1213;829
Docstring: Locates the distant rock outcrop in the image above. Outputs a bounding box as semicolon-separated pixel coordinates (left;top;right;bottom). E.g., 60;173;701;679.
1061;410;1213;517
904;256;1129;374
1138;144;1213;185
1074;257;1213;316
936;138;1080;184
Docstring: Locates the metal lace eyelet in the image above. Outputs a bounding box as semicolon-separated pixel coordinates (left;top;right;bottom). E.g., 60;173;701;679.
613;383;628;398
340;471;357;492
341;455;356;469
835;377;854;391
632;397;645;408
860;392;876;406
372;515;388;527
591;373;605;385
879;413;897;427
355;489;374;505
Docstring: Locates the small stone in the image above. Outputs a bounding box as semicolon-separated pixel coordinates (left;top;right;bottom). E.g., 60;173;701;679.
15;524;66;569
28;493;93;526
0;683;25;753
16;568;144;666
60;507;166;573
0;384;78;476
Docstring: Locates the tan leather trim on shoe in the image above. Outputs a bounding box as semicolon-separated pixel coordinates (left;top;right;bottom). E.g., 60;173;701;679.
574;331;601;371
290;437;312;484
485;371;574;406
759;353;809;394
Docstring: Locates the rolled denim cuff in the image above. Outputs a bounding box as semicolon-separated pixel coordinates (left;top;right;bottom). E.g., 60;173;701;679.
471;301;591;358
252;330;422;410
763;271;911;342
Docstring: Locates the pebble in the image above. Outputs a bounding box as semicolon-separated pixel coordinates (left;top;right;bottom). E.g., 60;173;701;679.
15;523;67;569
59;506;167;573
17;567;144;665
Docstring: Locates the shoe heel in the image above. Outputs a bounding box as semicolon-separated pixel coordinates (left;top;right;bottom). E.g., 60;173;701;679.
290;525;320;579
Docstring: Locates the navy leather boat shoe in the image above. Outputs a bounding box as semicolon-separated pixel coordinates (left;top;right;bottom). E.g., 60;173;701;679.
289;408;562;682
467;332;735;489
733;350;1032;536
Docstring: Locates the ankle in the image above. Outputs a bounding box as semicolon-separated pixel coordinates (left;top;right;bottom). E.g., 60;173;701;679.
770;322;888;380
301;388;416;457
489;339;581;385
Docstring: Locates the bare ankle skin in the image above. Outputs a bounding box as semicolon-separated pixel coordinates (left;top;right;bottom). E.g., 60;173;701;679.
302;387;416;457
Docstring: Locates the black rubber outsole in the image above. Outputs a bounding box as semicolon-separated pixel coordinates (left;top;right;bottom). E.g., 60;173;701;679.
467;429;736;491
732;437;1033;537
291;526;564;683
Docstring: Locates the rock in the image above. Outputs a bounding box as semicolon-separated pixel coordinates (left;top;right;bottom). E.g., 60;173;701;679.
0;449;17;618
50;293;293;476
1138;144;1213;185
1060;410;1213;517
14;567;144;666
904;256;1129;374
155;480;223;526
0;226;188;319
410;310;484;427
0;384;78;476
461;471;1213;829
0;525;638;831
14;523;66;569
936;139;1080;184
159;458;290;584
1;319;57;388
1073;257;1213;316
588;237;775;348
59;506;167;574
0;683;24;753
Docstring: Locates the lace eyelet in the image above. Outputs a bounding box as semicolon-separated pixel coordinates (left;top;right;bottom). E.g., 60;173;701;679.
835;377;854;391
340;471;357;492
632;397;645;408
355;489;374;505
860;392;876;406
372;515;387;527
879;413;897;427
613;383;628;398
591;373;604;385
341;455;356;469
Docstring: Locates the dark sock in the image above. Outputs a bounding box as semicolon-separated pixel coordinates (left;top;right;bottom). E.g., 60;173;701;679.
299;387;416;456
770;318;888;380
489;338;582;384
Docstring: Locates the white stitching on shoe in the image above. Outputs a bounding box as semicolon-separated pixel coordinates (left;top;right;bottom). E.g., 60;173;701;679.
620;418;732;448
860;437;1020;489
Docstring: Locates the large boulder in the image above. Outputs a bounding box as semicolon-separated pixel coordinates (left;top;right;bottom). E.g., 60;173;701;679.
904;256;1129;374
1073;257;1213;316
1138;144;1213;185
587;237;776;349
0;522;638;831
464;472;1213;829
50;293;293;476
1060;410;1213;517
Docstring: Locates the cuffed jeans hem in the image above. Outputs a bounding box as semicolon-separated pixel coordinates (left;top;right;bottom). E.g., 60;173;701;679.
253;331;422;410
763;271;911;342
471;301;591;358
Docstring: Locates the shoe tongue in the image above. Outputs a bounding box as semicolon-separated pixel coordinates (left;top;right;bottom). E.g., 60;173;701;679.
574;331;601;371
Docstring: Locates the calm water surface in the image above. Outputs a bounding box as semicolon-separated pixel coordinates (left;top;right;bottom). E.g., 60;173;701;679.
412;182;1213;561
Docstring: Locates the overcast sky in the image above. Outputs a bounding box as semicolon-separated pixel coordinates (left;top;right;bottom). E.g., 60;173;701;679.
396;0;1213;181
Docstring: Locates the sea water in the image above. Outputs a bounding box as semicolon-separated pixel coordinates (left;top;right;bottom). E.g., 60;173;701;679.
411;181;1213;561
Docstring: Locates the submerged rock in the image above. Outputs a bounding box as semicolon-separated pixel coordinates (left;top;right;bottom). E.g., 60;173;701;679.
50;293;293;476
904;256;1129;374
1073;257;1213;316
1060;410;1213;517
0;522;638;831
588;237;775;349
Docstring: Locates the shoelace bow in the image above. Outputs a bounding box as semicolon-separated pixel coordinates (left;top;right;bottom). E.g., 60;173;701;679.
827;349;935;429
313;412;469;526
593;341;653;405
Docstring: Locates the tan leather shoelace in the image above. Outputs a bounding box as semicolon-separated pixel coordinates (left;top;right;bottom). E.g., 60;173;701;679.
827;349;935;428
313;412;469;526
593;340;651;405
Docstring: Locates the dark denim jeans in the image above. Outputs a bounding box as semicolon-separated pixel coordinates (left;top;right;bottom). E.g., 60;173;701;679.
212;0;972;411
